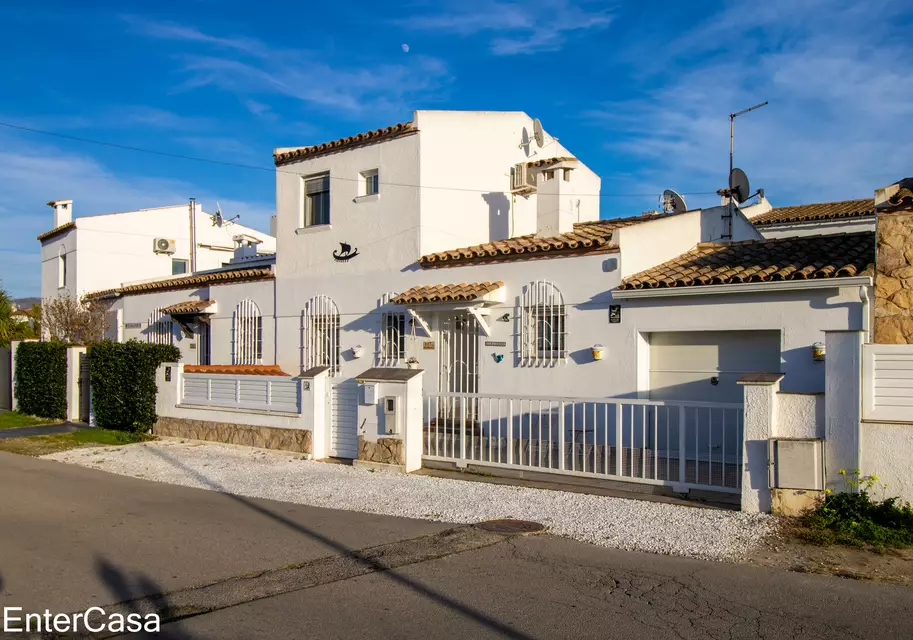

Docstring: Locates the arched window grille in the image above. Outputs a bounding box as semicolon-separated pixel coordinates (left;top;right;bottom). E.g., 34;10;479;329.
232;299;263;365
377;292;406;366
520;280;567;365
302;295;340;376
148;309;174;346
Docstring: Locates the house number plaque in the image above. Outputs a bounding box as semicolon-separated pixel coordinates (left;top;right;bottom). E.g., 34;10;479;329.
423;341;435;350
609;305;621;324
485;341;507;347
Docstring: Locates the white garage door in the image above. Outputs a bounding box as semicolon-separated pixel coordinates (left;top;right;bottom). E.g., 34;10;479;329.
649;330;781;403
330;380;359;458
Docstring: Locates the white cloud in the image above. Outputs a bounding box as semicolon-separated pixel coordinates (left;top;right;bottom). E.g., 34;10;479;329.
585;0;913;209
399;0;612;55
124;16;451;118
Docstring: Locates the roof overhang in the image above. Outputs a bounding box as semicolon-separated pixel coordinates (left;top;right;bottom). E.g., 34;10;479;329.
612;276;872;299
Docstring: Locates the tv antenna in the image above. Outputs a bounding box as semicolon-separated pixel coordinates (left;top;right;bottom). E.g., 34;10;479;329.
723;101;768;239
729;101;768;184
661;189;688;214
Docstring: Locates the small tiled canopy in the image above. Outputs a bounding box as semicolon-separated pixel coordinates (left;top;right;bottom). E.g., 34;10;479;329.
618;232;875;290
392;282;503;304
160;300;216;315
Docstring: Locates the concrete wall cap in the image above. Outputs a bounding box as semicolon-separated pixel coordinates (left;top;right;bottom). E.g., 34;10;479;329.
737;372;785;384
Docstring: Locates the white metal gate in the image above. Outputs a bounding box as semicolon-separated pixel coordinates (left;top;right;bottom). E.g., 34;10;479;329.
439;313;479;394
78;352;91;423
330;380;359;458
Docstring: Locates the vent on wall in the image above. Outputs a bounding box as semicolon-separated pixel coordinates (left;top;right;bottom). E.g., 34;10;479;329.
154;238;176;254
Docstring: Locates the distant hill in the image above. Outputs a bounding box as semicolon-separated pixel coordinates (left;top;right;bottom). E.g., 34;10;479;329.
13;297;40;309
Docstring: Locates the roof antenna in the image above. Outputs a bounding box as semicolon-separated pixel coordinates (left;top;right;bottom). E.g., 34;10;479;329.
724;101;768;239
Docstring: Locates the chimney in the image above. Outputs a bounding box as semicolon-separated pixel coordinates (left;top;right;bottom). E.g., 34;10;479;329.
537;167;577;236
231;234;262;262
47;199;73;228
873;177;913;344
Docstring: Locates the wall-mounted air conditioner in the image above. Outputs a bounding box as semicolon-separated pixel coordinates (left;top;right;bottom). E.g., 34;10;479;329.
154;238;177;254
510;163;537;194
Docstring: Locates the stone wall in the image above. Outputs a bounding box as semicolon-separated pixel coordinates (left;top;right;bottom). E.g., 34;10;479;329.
154;416;312;454
358;436;404;466
874;209;913;344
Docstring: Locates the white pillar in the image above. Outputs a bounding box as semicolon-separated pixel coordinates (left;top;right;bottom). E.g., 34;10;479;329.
825;330;864;492
403;371;426;472
10;340;22;412
155;362;183;419
65;346;87;422
301;367;330;459
739;373;782;513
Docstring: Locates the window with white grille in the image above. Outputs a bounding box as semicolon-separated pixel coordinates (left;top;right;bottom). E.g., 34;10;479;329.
520;280;567;364
147;309;174;345
381;312;406;364
232;299;263;365
302;295;340;376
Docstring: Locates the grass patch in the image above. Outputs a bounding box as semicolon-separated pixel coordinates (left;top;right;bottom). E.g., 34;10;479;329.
0;428;151;457
0;411;60;430
798;471;913;551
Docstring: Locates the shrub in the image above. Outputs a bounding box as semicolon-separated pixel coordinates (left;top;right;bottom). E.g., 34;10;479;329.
14;342;67;419
88;340;181;432
802;470;913;549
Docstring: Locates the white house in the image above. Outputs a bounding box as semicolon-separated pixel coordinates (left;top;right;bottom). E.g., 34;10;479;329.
38;200;276;303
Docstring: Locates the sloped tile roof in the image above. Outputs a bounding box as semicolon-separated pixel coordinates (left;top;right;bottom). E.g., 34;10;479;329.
37;221;76;242
392;282;503;304
274;122;415;166
418;213;675;268
85;267;273;300
184;365;290;376
526;156;577;168
160;300;216;315
751;198;874;226
618;232;874;290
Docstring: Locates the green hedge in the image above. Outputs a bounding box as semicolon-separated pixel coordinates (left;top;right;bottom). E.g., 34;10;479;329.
88;340;181;432
14;342;68;419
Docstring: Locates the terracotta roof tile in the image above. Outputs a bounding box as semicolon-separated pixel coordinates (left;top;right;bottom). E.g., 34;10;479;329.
184;365;290;376
274;122;415;166
618;232;874;290
751;198;874;226
526;156;577;168
160;300;216;315
37;221;76;242
392;282;503;304
418;213;675;268
85;267;273;300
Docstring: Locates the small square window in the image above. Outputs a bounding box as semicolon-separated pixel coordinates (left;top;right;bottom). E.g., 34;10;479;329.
361;169;379;197
172;259;189;275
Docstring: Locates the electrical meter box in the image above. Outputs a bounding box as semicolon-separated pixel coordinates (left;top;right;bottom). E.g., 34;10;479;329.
383;396;400;435
362;382;378;405
769;438;825;490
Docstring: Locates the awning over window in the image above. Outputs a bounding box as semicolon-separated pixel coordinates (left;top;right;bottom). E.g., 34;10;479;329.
392;282;504;305
160;300;217;316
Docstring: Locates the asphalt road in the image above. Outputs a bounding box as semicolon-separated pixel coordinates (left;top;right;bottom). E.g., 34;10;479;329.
2;451;913;639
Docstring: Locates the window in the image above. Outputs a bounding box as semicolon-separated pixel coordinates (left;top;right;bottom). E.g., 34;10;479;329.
148;309;174;346
302;173;330;227
361;169;379;197
520;280;567;365
232;299;263;365
172;259;189;275
380;311;406;365
198;323;211;365
302;295;340;376
57;248;67;288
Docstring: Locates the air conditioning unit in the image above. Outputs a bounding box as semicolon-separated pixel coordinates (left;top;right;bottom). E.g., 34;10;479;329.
153;238;176;254
510;162;537;194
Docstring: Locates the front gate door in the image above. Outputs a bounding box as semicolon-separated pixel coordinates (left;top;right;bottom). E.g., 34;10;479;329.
438;312;480;394
330;380;358;458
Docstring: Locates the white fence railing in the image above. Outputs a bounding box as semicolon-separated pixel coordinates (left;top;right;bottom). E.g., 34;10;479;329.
423;393;744;493
863;344;913;422
182;373;301;413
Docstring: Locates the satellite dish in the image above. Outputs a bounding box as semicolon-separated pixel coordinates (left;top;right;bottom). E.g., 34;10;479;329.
729;168;750;203
532;118;545;147
662;189;688;214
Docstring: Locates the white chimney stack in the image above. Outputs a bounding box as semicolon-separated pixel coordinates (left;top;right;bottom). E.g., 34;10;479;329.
536;168;576;236
232;234;262;262
47;199;73;228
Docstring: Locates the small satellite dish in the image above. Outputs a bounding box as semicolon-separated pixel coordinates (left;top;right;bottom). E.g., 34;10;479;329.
661;189;688;214
532;118;545;147
729;168;750;203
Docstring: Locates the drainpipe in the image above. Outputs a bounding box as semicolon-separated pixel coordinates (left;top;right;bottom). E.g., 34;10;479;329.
189;197;197;274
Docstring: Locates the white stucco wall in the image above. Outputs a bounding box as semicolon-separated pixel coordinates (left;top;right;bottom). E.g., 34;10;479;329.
756;217;875;239
39;204;274;301
861;421;913;503
776;392;824;438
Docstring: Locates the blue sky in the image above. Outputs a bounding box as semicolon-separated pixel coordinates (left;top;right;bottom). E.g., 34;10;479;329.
1;1;911;297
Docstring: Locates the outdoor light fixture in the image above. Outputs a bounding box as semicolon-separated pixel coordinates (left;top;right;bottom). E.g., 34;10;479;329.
498;313;511;322
493;353;504;363
591;344;605;361
351;345;365;359
812;342;826;362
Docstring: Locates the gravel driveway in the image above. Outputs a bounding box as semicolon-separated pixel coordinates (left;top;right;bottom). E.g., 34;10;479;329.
44;440;774;561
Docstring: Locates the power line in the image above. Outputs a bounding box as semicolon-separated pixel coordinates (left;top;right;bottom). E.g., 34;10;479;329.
0;120;719;199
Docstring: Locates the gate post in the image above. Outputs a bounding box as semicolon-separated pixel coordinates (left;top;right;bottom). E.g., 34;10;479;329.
738;373;783;513
301;366;330;460
65;346;87;423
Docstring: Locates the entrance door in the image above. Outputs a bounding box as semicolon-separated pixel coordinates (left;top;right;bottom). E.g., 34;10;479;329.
78;352;91;423
438;312;480;394
330;380;358;458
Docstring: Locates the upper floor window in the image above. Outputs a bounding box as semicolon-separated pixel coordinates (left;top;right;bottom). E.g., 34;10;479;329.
148;309;174;346
232;299;263;365
302;295;340;376
361;169;379;197
57;246;67;289
520;280;567;365
302;173;330;227
172;259;189;275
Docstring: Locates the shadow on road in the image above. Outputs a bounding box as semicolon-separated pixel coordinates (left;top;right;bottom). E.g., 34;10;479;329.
142;445;535;640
